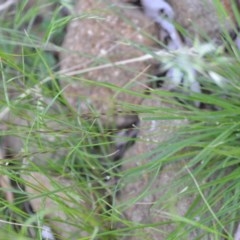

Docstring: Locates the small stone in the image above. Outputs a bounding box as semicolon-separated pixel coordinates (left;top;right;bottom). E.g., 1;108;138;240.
60;0;158;128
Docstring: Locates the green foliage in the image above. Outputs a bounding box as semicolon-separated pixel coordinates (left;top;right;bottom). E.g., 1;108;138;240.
0;1;240;239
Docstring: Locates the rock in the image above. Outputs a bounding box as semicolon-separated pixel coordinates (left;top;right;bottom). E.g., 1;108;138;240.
115;96;194;239
22;172;87;239
60;0;158;128
168;0;236;41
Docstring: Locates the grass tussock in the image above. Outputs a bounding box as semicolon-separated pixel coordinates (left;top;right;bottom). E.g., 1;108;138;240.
0;1;240;239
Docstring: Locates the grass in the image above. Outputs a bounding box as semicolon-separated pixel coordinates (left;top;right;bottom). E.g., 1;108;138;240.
0;0;240;239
